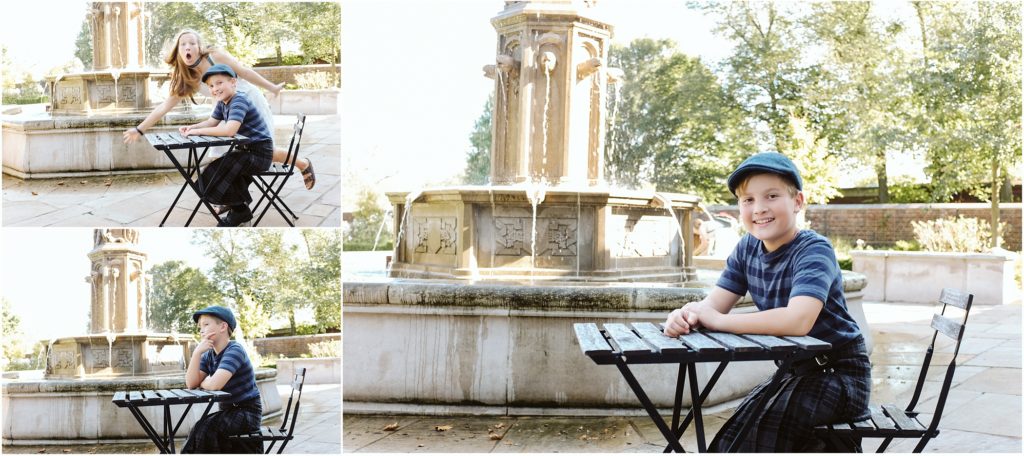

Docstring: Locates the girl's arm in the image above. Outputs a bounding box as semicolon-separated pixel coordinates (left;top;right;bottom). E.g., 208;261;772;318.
123;94;183;144
210;49;285;96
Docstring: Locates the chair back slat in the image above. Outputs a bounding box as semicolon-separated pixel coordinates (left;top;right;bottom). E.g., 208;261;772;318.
930;313;965;341
939;288;973;310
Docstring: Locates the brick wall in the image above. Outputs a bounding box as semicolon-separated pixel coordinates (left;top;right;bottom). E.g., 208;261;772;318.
252;333;341;358
252;64;340;87
707;203;1022;251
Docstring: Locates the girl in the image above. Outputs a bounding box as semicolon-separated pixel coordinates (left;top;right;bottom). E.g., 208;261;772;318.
122;29;316;190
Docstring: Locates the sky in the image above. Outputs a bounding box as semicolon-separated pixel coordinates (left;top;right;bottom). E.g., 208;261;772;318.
340;0;734;197
1;228;214;341
0;1;89;78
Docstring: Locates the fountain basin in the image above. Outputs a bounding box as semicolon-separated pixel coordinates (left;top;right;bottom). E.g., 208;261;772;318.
388;186;700;283
2;109;211;179
46;333;187;379
1;368;281;443
343;273;869;414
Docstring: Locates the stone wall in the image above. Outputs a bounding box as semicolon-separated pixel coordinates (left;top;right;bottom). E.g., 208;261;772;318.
253;333;341;358
708;203;1022;251
252;64;340;87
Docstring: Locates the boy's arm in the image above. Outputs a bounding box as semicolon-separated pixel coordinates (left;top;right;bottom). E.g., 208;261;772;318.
185;120;242;137
695;295;823;336
200;369;234;391
664;286;742;337
185;337;213;389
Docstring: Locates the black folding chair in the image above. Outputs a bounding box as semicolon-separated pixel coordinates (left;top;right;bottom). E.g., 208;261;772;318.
814;288;974;452
228;367;307;453
251;114;306;227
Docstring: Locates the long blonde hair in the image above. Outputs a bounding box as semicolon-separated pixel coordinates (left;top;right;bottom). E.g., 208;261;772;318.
165;29;211;99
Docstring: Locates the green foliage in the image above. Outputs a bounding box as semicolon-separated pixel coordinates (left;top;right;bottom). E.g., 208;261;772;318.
345;189;392;251
912;215;1005;253
308;340;341;358
299;229;342;332
605;38;754;201
892;240;922;251
74;18;92;69
148;260;224;334
463;95;493;185
2;298;24;364
887;180;933;203
829;237;855;271
294;71;340;90
145;2;339;67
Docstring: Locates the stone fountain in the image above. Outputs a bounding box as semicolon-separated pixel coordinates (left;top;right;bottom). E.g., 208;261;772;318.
387;0;700;282
2;1;208;179
1;229;281;444
344;0;869;415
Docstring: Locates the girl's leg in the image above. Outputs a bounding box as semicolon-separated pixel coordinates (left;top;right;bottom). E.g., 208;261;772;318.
271;147;308;171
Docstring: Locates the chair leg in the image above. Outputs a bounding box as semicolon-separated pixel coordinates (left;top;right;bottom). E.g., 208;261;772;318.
911;436;932;453
265;440;277;454
276;438;291;454
876;437;893;453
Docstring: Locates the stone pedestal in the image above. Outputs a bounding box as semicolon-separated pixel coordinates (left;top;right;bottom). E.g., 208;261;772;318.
45;333;187;379
48;70;168;115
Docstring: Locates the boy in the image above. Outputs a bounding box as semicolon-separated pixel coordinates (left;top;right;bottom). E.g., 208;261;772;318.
180;63;274;227
183;305;263;453
663;152;871;452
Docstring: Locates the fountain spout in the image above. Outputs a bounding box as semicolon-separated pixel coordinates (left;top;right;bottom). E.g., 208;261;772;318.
576;57;602;80
538;51;557;73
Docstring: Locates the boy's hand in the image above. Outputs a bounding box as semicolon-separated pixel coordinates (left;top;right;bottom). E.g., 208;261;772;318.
193;333;214;357
178;126;190;135
664;303;701;337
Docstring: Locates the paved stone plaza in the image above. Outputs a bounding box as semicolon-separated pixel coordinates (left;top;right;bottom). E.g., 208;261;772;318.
344;301;1022;453
2;114;340;227
2;384;340;454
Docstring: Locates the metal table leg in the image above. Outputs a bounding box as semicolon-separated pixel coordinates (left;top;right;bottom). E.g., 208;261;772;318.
615;358;686;453
125;402;171;454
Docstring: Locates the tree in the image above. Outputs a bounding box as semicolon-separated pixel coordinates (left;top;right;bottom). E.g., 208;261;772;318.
605;38;754;201
803;2;913;203
345;188;391;251
74;18;93;69
291;2;341;64
192;230;269;338
148;261;224;334
2;298;24;364
463;95;493;185
300;229;342;332
911;1;1022;247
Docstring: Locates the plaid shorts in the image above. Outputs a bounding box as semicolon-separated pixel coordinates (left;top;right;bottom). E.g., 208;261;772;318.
199;140;273;206
181;397;264;454
709;335;872;452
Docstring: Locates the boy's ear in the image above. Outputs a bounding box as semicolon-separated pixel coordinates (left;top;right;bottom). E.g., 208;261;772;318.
794;191;806;212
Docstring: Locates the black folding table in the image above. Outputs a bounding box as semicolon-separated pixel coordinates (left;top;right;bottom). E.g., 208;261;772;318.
144;132;249;226
112;388;231;454
574;322;831;453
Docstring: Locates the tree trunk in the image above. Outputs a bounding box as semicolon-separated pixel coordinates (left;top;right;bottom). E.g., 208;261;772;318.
276;41;282;66
289;308;296;336
990;155;1002;249
875;151;889;203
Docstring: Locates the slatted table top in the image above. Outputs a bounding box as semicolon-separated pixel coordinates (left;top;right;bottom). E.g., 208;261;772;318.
574;322;832;364
144;132;249;150
112;389;231;407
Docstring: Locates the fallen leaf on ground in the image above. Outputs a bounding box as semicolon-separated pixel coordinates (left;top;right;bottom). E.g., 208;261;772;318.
104;180;112;186
493;422;505;429
80;180;87;184
382;422;399;431
31;191;38;196
417;444;424;448
36;450;45;454
434;425;453;432
488;431;502;440
62;450;71;454
57;181;65;186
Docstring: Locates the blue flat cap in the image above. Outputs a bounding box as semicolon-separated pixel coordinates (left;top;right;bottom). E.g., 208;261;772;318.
727;152;803;196
192;305;237;331
201;63;236;83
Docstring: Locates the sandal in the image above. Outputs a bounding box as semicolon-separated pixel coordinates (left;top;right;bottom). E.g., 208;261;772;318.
302;158;316;190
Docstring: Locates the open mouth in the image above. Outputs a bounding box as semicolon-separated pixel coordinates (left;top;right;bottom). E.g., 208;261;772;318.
185;52;193;62
754;217;775;226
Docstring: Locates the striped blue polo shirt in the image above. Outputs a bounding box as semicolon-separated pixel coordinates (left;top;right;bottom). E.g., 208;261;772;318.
716;229;861;346
211;91;273;143
199;340;261;404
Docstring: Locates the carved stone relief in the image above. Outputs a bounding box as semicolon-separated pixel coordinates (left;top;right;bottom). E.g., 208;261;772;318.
53;350;76;370
91;348;110;368
495;216;578;257
60;87;82;105
613;217;672;258
412;217;457;255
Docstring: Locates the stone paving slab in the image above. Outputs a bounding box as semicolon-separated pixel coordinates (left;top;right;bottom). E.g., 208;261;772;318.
343;301;1022;453
3;383;340;454
3;115;340;227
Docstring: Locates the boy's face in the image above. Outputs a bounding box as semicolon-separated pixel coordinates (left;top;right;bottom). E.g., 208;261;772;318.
197;315;228;341
205;74;237;102
736;173;804;252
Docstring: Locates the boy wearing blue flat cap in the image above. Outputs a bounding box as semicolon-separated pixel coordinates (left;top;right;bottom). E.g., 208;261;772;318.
183;305;263;453
663;152;871;452
179;63;276;227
